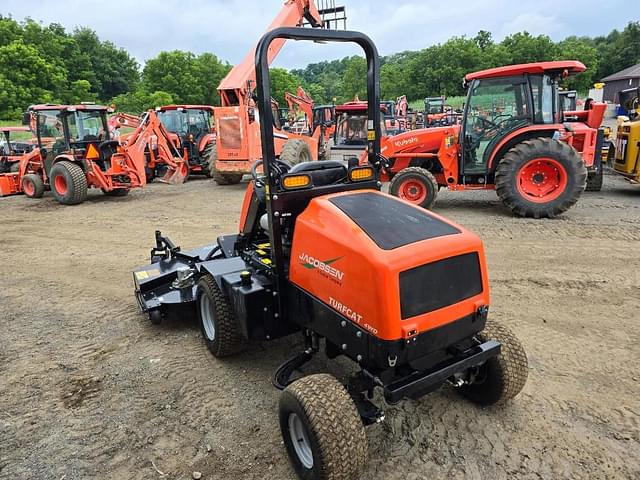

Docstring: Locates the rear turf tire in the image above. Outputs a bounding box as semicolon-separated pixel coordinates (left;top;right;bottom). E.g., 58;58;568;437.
495;137;586;218
50;161;88;205
21;174;45;198
388;166;438;209
196;274;246;357
279;374;367;480
458;320;528;406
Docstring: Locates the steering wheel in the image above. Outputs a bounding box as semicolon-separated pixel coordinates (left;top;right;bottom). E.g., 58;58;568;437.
251;159;291;186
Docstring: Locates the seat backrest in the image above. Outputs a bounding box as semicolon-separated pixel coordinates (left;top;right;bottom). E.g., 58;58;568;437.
288;161;347;187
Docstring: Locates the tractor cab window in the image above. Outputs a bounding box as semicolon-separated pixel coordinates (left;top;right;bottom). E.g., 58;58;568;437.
462;77;530;174
425;98;444;114
186;110;211;137
158;110;187;135
36;110;67;155
530;75;555;124
382;101;395;119
312;107;334;130
335;112;386;146
65;110;109;145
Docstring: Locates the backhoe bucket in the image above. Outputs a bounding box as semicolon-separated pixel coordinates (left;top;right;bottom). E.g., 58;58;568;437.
160;160;188;185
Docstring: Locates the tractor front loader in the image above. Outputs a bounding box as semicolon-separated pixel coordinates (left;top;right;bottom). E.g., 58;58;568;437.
132;27;527;480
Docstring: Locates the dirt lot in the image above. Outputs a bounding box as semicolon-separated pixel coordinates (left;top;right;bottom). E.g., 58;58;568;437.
1;173;639;480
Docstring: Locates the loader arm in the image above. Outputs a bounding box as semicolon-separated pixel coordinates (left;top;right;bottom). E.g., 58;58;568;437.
217;0;324;107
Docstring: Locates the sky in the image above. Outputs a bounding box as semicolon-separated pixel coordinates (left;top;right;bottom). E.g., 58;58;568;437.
1;0;635;70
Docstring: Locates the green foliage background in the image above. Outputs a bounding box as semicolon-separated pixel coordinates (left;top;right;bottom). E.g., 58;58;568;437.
0;14;639;120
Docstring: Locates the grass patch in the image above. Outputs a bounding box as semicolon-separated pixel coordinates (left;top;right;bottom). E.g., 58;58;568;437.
0;120;35;141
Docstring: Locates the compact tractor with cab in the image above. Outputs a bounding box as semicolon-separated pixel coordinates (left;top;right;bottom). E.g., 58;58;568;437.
211;0;346;185
5;104;149;204
331;100;387;161
372;61;607;217
132;27;528;480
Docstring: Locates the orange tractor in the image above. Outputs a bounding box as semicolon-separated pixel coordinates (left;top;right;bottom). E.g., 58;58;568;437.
367;61;606;218
1;103;185;205
210;0;346;185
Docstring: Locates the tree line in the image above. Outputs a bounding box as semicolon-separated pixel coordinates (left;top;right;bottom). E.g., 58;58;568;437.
0;15;638;120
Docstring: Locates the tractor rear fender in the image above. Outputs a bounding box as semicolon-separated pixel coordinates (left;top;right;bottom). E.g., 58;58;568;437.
198;134;216;153
198;257;248;293
487;126;557;171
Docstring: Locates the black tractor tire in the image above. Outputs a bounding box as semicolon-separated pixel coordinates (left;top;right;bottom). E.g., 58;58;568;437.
208;144;243;185
495;137;587;218
279;374;367;480
388;166;438;209
102;188;130;197
585;167;603;192
458;320;528;406
196;274;246;357
279;139;313;166
49;161;88;205
21;174;45;198
201;143;215;178
9;162;20;173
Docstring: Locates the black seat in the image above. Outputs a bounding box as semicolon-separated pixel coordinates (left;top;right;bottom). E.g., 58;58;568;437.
288;160;347;186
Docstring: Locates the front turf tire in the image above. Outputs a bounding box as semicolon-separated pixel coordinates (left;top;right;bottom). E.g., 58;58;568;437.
196;274;245;357
279;374;367;480
458;320;528;406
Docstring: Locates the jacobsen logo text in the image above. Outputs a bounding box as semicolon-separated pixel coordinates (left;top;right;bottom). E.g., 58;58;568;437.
299;253;344;281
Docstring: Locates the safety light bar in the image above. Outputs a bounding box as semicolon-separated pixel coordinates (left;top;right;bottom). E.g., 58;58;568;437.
349;166;374;182
282;174;312;190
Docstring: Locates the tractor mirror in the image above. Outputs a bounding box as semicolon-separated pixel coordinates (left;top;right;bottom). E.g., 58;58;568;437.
22;112;30;126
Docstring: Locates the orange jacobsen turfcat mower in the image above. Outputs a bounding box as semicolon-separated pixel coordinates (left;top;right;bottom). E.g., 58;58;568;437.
133;28;528;479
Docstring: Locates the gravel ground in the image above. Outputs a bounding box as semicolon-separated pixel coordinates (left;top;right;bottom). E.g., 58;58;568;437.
0;172;638;480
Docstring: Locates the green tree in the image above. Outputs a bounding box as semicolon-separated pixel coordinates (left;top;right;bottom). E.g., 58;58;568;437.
269;68;302;106
341;56;367;100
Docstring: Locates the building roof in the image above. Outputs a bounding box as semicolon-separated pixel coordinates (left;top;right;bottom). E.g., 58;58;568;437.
602;64;640;82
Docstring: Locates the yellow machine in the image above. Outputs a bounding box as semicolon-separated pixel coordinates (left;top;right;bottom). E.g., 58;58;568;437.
612;87;640;183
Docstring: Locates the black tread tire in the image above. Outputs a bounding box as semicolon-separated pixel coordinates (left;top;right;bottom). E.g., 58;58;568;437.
279;374;367;480
9;162;20;173
49;161;88;205
196;274;246;357
208;144;243;185
102;188;130;197
280;139;313;165
201;143;215;178
458;320;528;406
585;167;603;192
388;166;438;209
495;137;586;218
21;174;45;198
